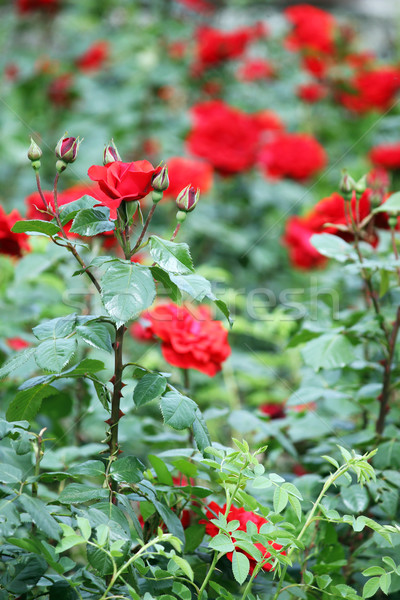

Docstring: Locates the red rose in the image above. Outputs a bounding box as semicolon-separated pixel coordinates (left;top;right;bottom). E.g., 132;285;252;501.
297;82;328;103
301;55;330;79
193;24;267;74
131;303;231;377
76;41;109;73
283;215;328;270
201;502;285;573
369;142;400;171
47;74;75;108
6;338;30;351
165;157;213;199
88;160;160;210
284;4;336;55
237;58;275;82
259;403;286;419
17;0;58;13
187;100;260;175
338;66;400;114
259;132;327;182
0;207;30;257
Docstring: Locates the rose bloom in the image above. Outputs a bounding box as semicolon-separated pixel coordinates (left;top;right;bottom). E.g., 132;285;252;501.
237;58;275;82
76;41;109;73
282;190;376;270
131;303;231;377
0;207;30;257
297;82;328;103
88;160;161;211
17;0;58;13
284;4;336;55
260;403;286;419
6;338;30;351
201;502;285;573
259;132;327;182
187;100;260;175
165;157;213;199
338;66;400;114
369;142;400;171
301;55;331;79
193;23;266;74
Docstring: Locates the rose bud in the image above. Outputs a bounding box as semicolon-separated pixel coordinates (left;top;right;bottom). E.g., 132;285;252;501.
176;184;200;213
103;139;121;165
354;174;367;197
152;165;169;193
339;170;356;201
27;137;42;162
55;134;83;164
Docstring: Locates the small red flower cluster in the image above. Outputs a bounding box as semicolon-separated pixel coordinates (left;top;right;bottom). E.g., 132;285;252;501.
193;23;266;75
0;207;30;257
369;142;400;171
131;303;231;377
284;4;336;56
201;502;284;573
338;66;400;114
75;41;110;73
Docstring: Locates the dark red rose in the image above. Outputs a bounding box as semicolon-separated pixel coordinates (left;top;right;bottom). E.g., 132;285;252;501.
88;160;161;211
0;207;30;257
17;0;58;13
260;403;286;419
338;66;400;114
131;303;231;377
47;74;75;108
259;132;327;182
193;24;267;74
237;58;275;82
284;4;336;55
283;215;328;270
187;100;260;175
165;157;213;199
6;338;30;351
76;41;109;73
201;502;285;573
369;142;400;171
297;82;328;103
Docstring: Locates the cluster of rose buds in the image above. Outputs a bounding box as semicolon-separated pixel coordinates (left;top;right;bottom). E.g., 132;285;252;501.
339;169;367;201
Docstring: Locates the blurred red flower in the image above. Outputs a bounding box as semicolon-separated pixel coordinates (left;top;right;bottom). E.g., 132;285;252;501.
297;82;328;103
369;142;400;171
284;4;336;55
165;157;213;198
131;303;230;376
6;338;30;351
338;66;400;113
201;502;284;573
47;74;75;108
0;207;30;257
187;100;260;175
17;0;58;13
237;58;275;81
76;41;109;73
259;132;327;182
176;0;215;13
260;403;286;419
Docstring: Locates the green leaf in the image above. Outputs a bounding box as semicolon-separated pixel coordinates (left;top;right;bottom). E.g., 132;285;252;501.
35;338;77;373
363;577;380;598
273;487;289;513
70;207;115;236
153;499;185;543
0;347;36;379
380;572;391;594
231;551;250;585
151;267;181;303
148;454;173;485
184;524;205;553
342;485;369;513
58;483;109;504
11;220;60;236
170;555;194;581
310;233;357;262
110;456;145;484
133;373;167;407
76;322;113;352
288;495;302;521
373;191;400;214
59;195;98;225
301;333;355;371
101;262;156;323
160;391;197;430
149;236;194;275
6;384;58;421
18;494;61;540
209;534;235;553
33;314;78;340
69;460;105;477
169;273;213;300
2;555;47;594
192;408;212;454
0;464;23;484
316;575;332;589
362;567;386;577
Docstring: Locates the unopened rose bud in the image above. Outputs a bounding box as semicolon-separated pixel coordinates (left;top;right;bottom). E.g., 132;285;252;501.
103;139;121;165
152;166;169;192
176;185;200;213
55;133;83;164
354;175;367;197
27;137;42;162
388;215;398;229
339;170;356;201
